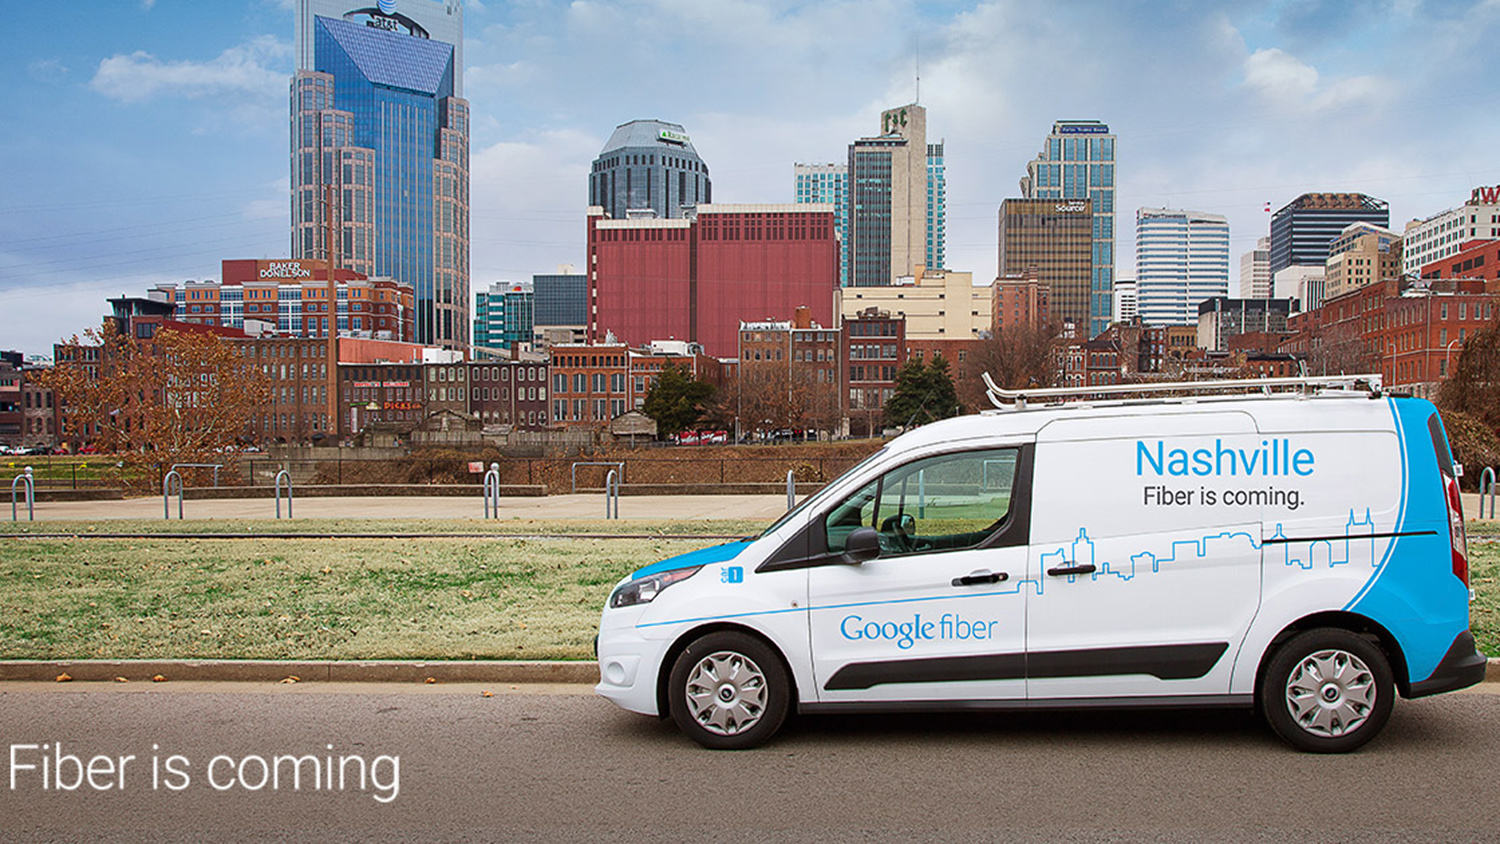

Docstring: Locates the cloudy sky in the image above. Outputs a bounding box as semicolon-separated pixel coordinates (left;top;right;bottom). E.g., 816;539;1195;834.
4;0;1500;357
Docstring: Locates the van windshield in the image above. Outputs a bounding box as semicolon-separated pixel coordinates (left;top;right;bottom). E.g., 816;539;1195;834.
757;447;889;539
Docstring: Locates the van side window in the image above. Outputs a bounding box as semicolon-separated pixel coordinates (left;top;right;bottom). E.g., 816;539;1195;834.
824;449;1019;557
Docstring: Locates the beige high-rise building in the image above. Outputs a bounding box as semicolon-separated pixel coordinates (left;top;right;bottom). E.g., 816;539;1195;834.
1324;222;1402;301
1240;236;1271;298
848;103;930;286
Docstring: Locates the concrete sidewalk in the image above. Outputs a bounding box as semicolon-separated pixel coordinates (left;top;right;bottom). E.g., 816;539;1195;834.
15;493;795;522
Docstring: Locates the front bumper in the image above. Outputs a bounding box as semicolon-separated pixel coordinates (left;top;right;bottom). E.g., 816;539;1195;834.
1406;630;1489;698
594;616;670;716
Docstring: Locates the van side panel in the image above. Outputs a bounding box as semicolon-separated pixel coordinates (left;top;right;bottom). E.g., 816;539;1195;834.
1343;398;1469;683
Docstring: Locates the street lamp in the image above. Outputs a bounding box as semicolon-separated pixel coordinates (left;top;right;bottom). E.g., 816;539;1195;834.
1444;337;1461;381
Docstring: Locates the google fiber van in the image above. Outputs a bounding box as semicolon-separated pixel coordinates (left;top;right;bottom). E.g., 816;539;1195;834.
595;375;1485;751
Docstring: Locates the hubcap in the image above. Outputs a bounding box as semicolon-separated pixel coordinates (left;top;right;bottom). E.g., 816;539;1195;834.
1285;648;1376;738
684;651;768;736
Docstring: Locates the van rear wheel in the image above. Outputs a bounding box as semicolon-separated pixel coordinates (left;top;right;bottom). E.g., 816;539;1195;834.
1261;628;1394;753
667;631;790;750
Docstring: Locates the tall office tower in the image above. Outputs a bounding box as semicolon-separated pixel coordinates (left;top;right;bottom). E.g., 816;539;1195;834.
847;103;937;285
1402;185;1500;277
473;281;534;352
926;142;946;272
794;163;849;286
589;120;710;220
1324;222;1402;301
1240;236;1271;298
1020;120;1116;337
1134;208;1230;327
532;272;588;337
292;0;468;350
1268;193;1389;274
997;198;1094;330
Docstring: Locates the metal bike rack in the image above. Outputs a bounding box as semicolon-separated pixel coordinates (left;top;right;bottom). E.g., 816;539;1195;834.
11;466;34;522
169;463;223;487
1481;467;1498;520
483;462;501;519
274;469;293;519
163;470;183;520
604;469;620;520
786;469;796;510
571;461;625;494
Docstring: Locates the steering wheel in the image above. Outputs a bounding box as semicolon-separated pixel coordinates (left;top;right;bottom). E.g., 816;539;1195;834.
879;513;917;553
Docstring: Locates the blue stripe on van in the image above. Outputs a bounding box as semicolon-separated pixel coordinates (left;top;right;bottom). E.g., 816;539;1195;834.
628;540;752;580
1346;397;1469;683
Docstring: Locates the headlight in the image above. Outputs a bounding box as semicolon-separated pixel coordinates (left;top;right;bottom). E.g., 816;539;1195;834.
609;566;702;609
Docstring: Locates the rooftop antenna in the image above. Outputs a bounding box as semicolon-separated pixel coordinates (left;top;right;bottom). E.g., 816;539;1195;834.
915;36;921;104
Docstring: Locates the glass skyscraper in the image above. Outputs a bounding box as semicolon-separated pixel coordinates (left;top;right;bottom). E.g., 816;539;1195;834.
1020;120;1116;337
926;142;946;272
589;120;710;220
474;281;534;351
292;0;468;350
794;163;849;287
1268;193;1389;274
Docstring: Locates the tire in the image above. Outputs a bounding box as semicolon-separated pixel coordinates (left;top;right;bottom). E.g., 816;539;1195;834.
1260;628;1395;753
667;631;791;750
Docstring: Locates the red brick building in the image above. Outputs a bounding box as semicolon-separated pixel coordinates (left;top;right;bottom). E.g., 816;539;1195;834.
844;308;905;436
587;205;839;358
1282;275;1499;396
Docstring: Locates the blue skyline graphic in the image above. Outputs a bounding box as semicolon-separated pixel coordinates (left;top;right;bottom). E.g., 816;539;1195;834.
1040;509;1383;587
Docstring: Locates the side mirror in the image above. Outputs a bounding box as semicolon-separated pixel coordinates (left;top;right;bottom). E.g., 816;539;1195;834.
842;527;882;564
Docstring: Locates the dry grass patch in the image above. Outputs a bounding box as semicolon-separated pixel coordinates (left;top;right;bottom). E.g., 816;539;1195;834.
0;535;721;660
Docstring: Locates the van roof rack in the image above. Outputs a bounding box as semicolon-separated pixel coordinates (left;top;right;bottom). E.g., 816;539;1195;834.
981;373;1384;411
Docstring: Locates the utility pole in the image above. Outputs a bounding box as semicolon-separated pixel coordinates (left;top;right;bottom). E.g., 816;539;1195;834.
324;183;339;439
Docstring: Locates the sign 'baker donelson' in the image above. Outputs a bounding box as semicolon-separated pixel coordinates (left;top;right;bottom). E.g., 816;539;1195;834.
259;261;313;280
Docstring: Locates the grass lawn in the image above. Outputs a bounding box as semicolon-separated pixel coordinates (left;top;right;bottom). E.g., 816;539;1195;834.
0;520;759;661
1;519;1497;661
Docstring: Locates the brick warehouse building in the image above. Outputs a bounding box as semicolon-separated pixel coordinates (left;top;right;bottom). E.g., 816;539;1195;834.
586;204;839;358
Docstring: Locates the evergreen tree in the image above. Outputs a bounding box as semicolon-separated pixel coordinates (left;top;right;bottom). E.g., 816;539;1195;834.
641;361;716;437
884;354;962;430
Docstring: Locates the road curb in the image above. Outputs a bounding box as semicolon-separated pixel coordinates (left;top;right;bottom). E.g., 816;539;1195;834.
0;659;599;685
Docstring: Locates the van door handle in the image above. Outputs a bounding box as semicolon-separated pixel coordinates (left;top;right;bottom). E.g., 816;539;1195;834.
952;570;1008;587
1047;563;1096;577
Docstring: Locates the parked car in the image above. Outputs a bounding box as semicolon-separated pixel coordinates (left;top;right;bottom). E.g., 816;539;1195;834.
595;375;1484;752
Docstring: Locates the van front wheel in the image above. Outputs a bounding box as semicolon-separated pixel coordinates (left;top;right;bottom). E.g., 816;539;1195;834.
667;631;790;750
1261;628;1394;753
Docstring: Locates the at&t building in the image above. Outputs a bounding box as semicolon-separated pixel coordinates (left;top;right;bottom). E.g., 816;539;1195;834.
292;0;469;350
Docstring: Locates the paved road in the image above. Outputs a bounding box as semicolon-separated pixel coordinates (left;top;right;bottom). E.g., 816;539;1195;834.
1;683;1496;842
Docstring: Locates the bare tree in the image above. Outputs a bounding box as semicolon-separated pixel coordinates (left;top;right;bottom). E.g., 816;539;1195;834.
38;323;270;482
961;321;1062;409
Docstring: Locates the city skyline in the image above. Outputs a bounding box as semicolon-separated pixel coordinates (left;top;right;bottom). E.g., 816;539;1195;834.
5;1;1500;356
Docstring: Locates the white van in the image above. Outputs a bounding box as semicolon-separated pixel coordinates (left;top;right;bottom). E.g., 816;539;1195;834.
595;376;1486;752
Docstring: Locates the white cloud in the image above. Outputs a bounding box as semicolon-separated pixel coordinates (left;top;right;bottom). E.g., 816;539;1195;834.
1243;47;1386;113
90;36;291;104
26;58;68;82
469;130;603;281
